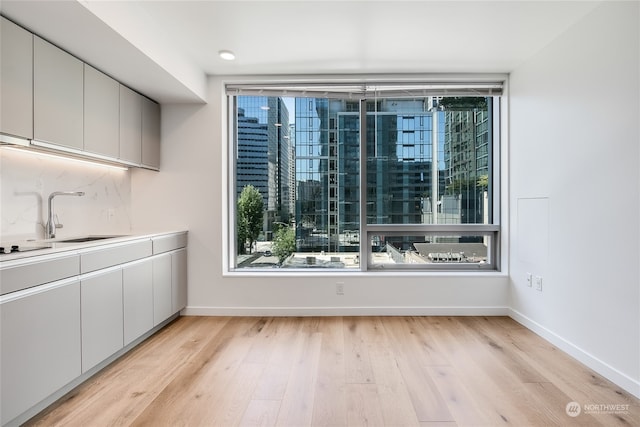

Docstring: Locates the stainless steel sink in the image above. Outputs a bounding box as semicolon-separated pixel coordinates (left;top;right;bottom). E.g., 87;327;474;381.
53;235;127;243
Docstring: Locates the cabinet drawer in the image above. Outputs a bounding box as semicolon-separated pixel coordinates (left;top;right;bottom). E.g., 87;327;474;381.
81;240;152;273
152;232;187;254
0;255;79;295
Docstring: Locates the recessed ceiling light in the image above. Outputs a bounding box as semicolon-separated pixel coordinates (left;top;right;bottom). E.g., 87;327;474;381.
219;50;235;60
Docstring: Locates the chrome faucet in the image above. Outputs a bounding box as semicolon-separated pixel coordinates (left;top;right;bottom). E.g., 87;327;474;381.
46;191;85;239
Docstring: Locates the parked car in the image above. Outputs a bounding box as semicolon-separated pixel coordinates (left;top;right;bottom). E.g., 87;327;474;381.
264;250;272;257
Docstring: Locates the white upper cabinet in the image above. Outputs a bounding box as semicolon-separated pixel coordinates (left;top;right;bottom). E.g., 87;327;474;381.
141;97;161;170
119;85;143;165
3;20;161;170
83;64;120;158
0;16;33;140
33;36;84;150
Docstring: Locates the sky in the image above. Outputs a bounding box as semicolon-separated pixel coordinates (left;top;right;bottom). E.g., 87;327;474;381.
283;97;295;124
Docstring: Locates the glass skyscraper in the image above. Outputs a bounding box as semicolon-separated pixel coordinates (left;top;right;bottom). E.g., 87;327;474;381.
295;98;444;252
236;105;268;206
236;96;291;236
237;95;491;254
442;97;492;225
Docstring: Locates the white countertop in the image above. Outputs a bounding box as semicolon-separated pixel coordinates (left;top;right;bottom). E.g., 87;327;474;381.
0;231;187;264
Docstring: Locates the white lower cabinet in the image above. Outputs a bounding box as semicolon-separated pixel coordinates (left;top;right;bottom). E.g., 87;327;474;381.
123;259;154;346
80;269;123;373
0;279;81;426
152;253;172;326
0;233;186;425
172;248;188;313
153;248;187;326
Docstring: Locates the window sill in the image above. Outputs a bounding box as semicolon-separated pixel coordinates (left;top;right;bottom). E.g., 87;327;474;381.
223;268;507;278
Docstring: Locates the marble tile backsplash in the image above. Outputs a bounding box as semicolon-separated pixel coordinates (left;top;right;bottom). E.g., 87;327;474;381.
0;148;132;241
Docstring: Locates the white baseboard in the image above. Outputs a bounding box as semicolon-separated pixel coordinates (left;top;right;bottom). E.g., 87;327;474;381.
509;309;640;399
182;305;509;317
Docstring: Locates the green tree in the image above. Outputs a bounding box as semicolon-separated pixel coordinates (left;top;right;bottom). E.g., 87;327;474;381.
237;185;263;255
272;226;296;264
439;97;487;110
445;175;489;195
476;174;489;190
445;177;475;195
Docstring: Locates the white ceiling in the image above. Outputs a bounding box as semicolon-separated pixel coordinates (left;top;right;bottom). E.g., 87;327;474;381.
1;0;602;104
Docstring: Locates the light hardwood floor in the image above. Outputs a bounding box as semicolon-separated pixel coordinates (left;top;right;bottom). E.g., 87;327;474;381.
26;316;639;426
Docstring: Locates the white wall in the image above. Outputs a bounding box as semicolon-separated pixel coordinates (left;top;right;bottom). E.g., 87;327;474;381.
130;76;509;316
509;1;639;397
0;148;132;240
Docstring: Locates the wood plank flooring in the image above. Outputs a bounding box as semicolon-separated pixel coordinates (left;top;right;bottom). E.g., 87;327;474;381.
26;316;640;426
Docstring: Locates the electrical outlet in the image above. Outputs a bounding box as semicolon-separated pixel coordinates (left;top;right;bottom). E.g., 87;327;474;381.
336;282;344;295
526;273;532;287
535;276;542;291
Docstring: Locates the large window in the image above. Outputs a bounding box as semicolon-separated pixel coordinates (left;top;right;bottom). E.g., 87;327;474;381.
228;81;502;271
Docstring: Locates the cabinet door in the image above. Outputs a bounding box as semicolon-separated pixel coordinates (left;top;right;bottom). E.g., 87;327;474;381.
0;279;81;425
84;64;119;158
81;269;124;373
172;248;188;313
141;97;160;169
152;253;172;326
0;17;33;139
119;85;142;164
123;260;153;346
33;36;84;150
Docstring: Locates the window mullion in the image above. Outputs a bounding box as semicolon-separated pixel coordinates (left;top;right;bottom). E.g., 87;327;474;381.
227;95;237;270
432;105;439;225
359;98;368;272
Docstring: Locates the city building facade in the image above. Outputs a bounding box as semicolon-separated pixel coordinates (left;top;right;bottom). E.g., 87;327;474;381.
236;95;492;261
236;96;291;237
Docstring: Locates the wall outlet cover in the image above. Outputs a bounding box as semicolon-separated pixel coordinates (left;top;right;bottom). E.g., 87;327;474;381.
535;276;543;291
